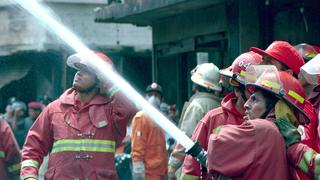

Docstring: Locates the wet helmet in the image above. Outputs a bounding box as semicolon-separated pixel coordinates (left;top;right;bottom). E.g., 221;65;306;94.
245;65;311;125
191;63;222;91
251;41;304;76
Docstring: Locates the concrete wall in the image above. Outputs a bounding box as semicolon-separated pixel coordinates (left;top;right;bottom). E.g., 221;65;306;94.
0;1;153;109
0;1;152;55
0;6;48;56
48;3;152;51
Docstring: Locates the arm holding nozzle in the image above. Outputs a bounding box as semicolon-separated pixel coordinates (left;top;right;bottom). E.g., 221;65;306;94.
185;142;207;167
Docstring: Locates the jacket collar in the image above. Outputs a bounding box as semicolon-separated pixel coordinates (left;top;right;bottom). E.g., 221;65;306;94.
192;92;222;101
221;93;244;117
60;88;112;106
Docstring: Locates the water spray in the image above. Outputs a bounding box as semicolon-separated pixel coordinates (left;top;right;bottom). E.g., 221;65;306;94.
12;0;207;166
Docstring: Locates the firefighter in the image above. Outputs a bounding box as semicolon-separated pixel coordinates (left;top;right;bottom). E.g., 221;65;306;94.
131;83;168;180
180;51;262;179
297;54;320;153
207;66;311;179
168;63;222;179
299;54;320;117
252;41;319;180
0;119;21;180
20;51;136;180
275;54;320;179
251;40;305;77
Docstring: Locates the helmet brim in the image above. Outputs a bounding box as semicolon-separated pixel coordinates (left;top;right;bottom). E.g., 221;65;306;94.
246;83;310;125
191;75;222;91
67;53;84;70
219;67;233;78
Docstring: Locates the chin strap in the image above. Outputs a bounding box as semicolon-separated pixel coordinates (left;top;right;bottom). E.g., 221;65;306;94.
261;98;278;119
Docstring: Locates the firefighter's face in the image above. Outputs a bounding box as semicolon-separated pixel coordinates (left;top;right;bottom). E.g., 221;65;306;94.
73;66;99;93
243;90;267;120
261;55;294;75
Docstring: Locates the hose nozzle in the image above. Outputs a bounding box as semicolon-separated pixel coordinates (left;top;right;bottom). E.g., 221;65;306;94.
186;142;208;167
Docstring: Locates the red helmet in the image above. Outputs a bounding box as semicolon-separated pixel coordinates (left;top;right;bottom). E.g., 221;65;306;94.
67;51;113;71
230;51;262;85
145;82;163;95
251;41;304;76
245;65;310;125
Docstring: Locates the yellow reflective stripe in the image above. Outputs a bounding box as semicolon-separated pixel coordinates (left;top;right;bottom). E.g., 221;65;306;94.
51;139;116;154
288;90;305;104
305;53;317;59
242;72;257;82
21;159;39;169
8;163;21;173
180;173;200;180
108;86;120;97
298;149;316;173
239;70;251;80
212;126;222;135
0;151;5;158
314;154;320;178
260;80;280;90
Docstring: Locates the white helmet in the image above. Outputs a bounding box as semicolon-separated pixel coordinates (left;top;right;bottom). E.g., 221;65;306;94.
191;63;222;91
300;54;320;85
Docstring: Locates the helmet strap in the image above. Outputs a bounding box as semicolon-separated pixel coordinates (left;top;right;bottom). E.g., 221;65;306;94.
261;97;278;119
237;84;247;102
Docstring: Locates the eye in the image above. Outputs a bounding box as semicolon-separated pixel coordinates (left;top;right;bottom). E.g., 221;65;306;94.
251;95;256;101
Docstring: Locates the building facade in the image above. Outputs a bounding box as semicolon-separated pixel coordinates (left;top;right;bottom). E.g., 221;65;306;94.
95;0;320;111
0;0;152;110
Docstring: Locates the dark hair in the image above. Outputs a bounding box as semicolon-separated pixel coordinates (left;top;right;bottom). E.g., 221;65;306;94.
258;88;279;118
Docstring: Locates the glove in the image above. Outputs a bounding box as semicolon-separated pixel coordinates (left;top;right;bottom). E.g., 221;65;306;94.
275;118;301;148
132;161;145;180
275;100;299;126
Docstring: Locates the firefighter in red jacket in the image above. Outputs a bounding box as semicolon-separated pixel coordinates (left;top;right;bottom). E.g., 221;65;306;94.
251;41;318;180
180;51;262;179
207;66;311;179
20;51;136;180
275;54;320;179
0;119;21;180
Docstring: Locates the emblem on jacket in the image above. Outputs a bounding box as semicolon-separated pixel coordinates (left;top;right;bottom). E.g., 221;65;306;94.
98;120;107;128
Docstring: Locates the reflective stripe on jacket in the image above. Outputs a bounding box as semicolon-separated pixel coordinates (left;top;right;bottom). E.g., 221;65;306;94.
0;120;21;180
21;88;136;180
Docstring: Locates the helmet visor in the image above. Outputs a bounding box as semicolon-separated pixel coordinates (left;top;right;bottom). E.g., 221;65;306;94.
294;43;318;61
244;65;282;95
300;54;320;85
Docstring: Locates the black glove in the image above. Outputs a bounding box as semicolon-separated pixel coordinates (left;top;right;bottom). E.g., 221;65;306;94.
275;118;301;148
